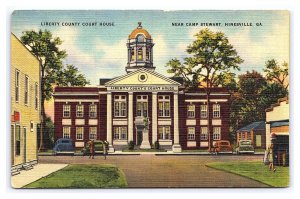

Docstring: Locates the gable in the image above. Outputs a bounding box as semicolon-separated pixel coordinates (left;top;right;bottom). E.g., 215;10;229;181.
105;69;181;86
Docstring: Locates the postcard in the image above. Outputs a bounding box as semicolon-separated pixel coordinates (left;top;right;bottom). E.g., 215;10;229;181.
10;10;289;188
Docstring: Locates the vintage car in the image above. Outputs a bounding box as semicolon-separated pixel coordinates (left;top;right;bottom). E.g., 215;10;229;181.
81;140;108;156
236;140;255;154
53;138;75;155
213;140;233;154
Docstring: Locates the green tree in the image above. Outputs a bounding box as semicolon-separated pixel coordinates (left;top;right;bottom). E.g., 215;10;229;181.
166;28;243;150
21;30;89;150
264;59;289;90
57;64;90;86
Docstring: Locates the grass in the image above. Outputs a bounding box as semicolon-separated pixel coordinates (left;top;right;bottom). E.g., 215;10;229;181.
24;164;127;188
122;149;167;152
206;161;289;187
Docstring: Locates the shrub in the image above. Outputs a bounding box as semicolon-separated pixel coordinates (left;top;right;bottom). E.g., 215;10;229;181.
154;141;159;150
128;140;134;150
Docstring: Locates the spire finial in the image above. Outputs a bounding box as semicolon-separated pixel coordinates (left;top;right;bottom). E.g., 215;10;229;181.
137;22;142;28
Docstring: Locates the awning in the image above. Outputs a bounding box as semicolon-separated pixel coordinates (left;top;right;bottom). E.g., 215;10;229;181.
270;121;289;128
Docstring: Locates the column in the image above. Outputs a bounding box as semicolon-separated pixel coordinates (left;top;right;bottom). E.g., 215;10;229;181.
128;92;134;142
152;92;157;145
106;92;114;152
172;92;182;152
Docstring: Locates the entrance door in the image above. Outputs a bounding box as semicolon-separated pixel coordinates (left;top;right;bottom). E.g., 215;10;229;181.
23;127;26;163
137;129;143;146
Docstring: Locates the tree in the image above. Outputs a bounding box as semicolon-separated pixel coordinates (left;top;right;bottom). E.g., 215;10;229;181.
57;64;90;86
166;28;243;150
21;29;89;150
264;59;289;90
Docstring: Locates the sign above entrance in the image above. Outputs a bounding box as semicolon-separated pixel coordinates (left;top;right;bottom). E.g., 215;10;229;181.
107;85;178;92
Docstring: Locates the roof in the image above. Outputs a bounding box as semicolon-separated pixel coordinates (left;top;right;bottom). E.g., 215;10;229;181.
129;22;151;39
237;121;266;132
270;121;289;128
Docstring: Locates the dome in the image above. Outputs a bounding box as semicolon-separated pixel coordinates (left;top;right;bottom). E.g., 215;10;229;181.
129;22;151;39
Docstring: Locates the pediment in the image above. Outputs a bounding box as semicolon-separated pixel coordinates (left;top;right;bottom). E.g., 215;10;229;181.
105;69;181;86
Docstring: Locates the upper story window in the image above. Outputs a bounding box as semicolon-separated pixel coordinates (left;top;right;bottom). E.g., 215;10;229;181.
63;104;71;118
131;49;135;61
15;70;20;102
213;104;221;118
136;95;148;117
76;104;84;117
187;104;195;118
24;75;29;105
158;95;170;117
114;95;127;117
200;105;207;118
63;126;71;139
35;83;38;110
200;127;208;140
89;104;97;118
137;47;143;60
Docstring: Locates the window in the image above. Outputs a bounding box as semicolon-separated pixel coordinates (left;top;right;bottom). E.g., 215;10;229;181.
89;127;97;140
15;70;20;102
24;75;29;105
158;126;171;140
63;105;71;118
113;127;127;140
15;125;20;155
187;104;195;118
201;127;208;140
63;126;70;139
76;104;84;117
114;95;127;117
213;104;220;118
136;95;148;117
131;49;135;61
146;49;150;60
89;104;97;118
137;34;144;42
213;127;221;140
158;95;170;117
35;83;38;110
30;121;34;132
76;127;84;140
137;48;143;60
187;127;195;140
201;105;207;118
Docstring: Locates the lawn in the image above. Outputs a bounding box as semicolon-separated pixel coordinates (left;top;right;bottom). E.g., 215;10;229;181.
122;149;167;152
25;164;127;188
206;161;289;187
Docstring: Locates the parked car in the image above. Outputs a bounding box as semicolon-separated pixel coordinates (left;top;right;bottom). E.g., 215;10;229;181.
214;140;233;154
53;138;75;155
235;140;255;154
81;140;108;156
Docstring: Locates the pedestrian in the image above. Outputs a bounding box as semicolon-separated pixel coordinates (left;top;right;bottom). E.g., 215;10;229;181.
88;140;95;159
267;144;276;172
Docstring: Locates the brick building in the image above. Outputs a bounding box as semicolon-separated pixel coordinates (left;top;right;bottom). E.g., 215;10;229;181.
53;23;231;152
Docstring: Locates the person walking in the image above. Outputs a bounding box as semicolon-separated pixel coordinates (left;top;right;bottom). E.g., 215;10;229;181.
88;140;95;159
267;144;276;172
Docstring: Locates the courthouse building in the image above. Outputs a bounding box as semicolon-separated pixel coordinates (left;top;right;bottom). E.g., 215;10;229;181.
54;23;231;152
11;33;40;170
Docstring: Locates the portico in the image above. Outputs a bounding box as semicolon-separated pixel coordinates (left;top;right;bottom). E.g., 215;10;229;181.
105;69;181;152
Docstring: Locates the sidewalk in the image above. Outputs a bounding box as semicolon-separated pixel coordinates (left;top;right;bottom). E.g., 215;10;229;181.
11;164;68;188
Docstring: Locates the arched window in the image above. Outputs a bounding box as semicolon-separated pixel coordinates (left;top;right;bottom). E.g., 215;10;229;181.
137;34;144;42
137;47;143;60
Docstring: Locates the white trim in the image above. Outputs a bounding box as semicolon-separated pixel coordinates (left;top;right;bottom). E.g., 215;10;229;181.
158;140;172;146
185;93;230;96
185;99;228;103
128;92;134;142
62;119;72;125
187;141;197;147
113;119;128;125
200;119;208;125
210;99;228;102
173;93;180;145
107;93;113;146
55;99;99;102
75;142;84;147
212;119;222;126
152;92;158;144
186;119;196;126
88;119;98;125
113;140;128;145
200;141;209;147
75;119;85;125
53;92;99;96
158;119;171;126
99;91;107;94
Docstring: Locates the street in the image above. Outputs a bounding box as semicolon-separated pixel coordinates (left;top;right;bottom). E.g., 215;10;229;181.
38;154;269;188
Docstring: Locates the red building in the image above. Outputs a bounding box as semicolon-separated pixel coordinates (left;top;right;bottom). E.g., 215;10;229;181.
54;23;231;152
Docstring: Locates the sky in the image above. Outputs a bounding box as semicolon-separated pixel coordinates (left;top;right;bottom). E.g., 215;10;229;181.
11;10;289;119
